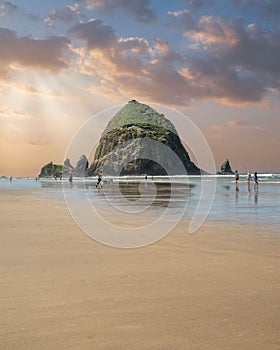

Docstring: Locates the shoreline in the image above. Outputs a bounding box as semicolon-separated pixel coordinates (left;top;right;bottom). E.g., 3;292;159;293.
1;185;279;228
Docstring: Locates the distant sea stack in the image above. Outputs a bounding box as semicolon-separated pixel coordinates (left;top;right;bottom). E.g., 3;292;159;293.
217;159;234;175
39;155;89;178
87;100;201;176
38;161;63;178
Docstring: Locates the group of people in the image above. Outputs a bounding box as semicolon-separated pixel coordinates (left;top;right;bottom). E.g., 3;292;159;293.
235;170;258;192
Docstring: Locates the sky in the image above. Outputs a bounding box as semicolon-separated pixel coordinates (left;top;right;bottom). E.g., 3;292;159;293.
0;0;280;176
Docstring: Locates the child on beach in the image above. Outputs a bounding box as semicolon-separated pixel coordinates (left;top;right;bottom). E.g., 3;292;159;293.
247;171;251;191
235;170;239;191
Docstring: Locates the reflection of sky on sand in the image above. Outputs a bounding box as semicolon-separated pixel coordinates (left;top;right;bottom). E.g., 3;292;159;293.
100;182;194;209
211;180;280;225
1;176;279;226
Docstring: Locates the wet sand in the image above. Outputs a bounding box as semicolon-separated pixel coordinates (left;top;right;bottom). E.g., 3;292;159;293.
0;189;279;349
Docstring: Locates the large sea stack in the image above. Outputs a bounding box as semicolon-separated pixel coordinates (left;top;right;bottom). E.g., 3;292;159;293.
87;100;200;176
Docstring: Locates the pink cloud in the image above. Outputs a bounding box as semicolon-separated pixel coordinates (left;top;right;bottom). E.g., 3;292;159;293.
0;27;71;80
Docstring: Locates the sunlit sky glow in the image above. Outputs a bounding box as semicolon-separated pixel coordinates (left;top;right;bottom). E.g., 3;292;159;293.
0;0;280;176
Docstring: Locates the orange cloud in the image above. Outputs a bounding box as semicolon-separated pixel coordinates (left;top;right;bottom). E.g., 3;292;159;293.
228;120;247;127
28;140;48;146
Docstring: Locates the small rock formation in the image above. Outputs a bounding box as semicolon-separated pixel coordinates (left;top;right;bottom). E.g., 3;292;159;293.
62;158;74;176
217;159;234;175
38;161;63;178
74;154;89;176
64;158;73;169
87;100;201;176
39;156;89;178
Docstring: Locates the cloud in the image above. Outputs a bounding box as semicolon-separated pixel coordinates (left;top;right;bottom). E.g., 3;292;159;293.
0;0;18;16
83;0;156;23
0;107;32;120
44;4;83;26
209;132;226;139
225;24;280;80
231;0;280;18
24;85;42;94
69;19;268;105
228;120;247;127
166;12;280;104
187;0;215;11
69;21;192;104
68;31;251;104
167;10;196;31
0;0;39;21
168;11;241;44
0;27;71;79
254;125;267;131
28;140;48;146
69;19;117;49
22;84;62;98
66;6;280;106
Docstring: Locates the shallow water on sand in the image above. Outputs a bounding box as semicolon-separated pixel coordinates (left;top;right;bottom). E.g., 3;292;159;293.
1;175;279;226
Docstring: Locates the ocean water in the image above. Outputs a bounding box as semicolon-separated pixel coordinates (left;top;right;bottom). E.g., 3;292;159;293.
1;174;279;226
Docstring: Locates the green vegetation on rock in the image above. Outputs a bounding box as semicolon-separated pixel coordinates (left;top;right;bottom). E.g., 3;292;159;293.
39;162;63;178
104;100;177;135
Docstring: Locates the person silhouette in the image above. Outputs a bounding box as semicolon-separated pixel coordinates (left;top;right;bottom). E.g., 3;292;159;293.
253;172;258;192
96;171;103;188
68;173;73;186
235;170;239;191
247;171;251;191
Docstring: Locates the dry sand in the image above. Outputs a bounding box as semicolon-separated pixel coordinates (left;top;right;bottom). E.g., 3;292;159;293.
0;189;279;350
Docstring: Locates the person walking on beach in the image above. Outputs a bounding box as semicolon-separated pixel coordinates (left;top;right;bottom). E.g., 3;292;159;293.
253;171;258;192
96;171;103;188
68;173;73;186
235;170;239;191
247;171;252;191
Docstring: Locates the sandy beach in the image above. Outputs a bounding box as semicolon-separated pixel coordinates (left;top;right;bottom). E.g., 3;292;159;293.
0;189;279;350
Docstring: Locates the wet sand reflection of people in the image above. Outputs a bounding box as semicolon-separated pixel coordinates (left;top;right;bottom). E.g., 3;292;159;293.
68;173;73;187
254;191;258;205
235;188;239;203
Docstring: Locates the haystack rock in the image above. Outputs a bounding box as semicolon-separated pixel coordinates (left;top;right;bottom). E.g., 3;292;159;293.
87;100;201;176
